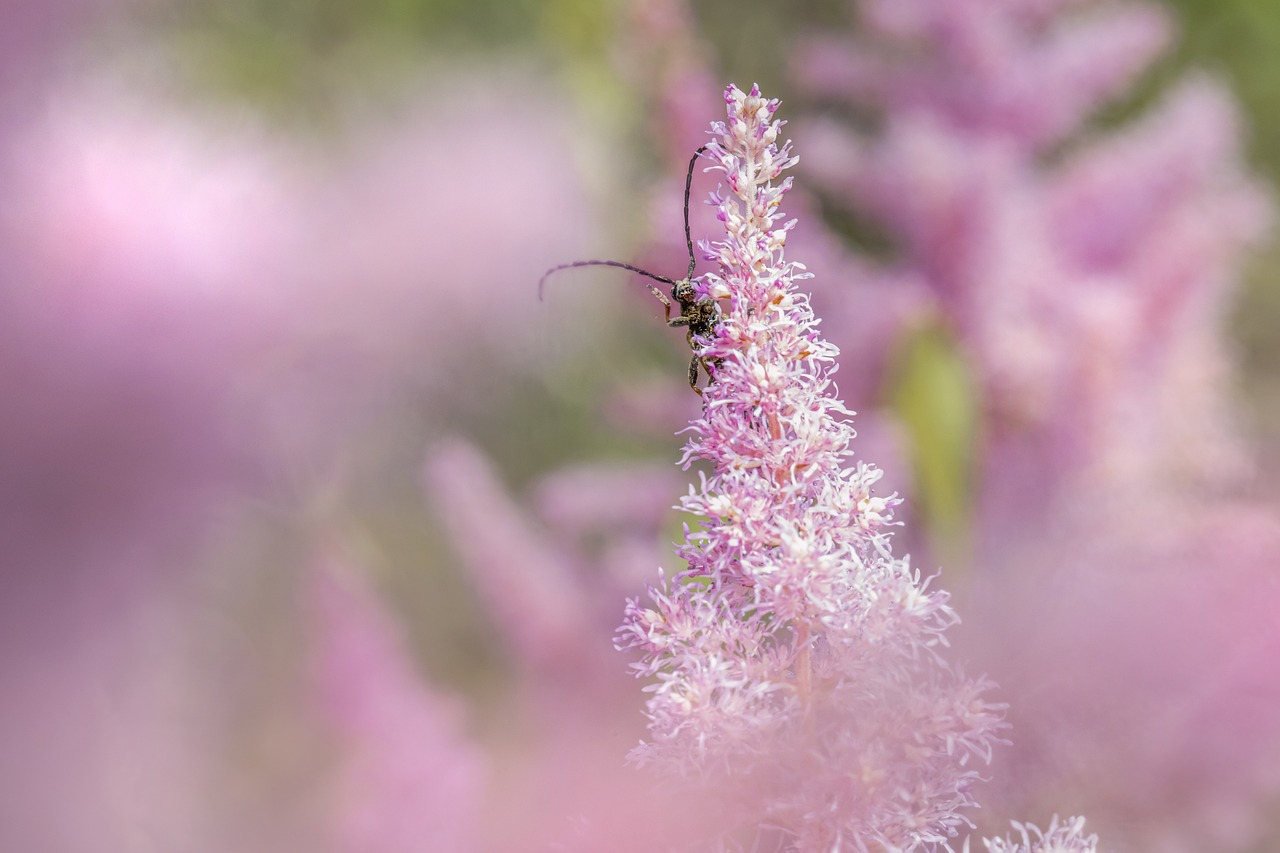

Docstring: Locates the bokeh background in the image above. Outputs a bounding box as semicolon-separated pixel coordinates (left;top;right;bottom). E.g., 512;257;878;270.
3;0;1279;850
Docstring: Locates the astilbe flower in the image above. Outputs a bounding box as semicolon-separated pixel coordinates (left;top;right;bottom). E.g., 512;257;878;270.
615;83;1007;851
975;815;1098;853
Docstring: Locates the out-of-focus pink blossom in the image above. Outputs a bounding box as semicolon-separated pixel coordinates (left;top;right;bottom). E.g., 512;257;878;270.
533;462;683;543
306;550;485;853
619;0;722;166
794;0;1170;149
0;58;608;605
424;439;727;850
785;0;1280;847
793;1;1270;532
968;504;1280;851
424;440;598;675
0;63;602;662
0;77;295;641
423;438;675;701
0;57;610;853
5;63;607;460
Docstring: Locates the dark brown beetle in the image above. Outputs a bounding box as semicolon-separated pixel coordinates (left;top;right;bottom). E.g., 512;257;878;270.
539;146;722;394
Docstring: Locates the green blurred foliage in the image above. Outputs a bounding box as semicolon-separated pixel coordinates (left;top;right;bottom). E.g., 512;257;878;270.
887;324;979;567
130;0;620;122
1166;0;1280;178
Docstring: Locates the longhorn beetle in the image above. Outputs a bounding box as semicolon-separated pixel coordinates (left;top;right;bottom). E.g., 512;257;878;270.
539;146;723;395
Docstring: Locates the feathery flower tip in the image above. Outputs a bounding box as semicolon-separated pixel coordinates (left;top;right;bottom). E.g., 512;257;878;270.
979;815;1099;853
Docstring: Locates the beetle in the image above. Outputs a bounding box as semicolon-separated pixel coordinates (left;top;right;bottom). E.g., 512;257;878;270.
539;145;722;395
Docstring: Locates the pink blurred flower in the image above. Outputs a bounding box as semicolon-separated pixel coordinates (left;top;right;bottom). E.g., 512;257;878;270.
424;438;675;708
618;0;723;168
425;439;601;676
0;58;610;597
0;58;611;852
792;1;1270;536
968;504;1280;851
306;550;485;853
423;442;722;851
794;0;1170;148
0;76;296;643
786;0;1280;847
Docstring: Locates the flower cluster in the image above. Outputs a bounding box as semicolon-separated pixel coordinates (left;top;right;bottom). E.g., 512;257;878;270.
616;83;1006;849
976;815;1098;853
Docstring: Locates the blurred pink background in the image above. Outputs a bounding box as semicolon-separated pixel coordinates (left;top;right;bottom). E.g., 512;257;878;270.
3;0;1279;849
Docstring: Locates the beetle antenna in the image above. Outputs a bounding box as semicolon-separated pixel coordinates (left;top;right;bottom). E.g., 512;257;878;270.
538;259;677;301
684;145;707;282
538;145;707;300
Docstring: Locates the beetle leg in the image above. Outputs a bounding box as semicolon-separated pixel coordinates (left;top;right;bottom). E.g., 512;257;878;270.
642;283;675;323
